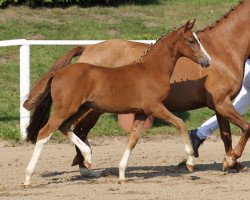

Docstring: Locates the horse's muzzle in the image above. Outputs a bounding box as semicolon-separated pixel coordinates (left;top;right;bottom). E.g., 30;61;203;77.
200;58;211;68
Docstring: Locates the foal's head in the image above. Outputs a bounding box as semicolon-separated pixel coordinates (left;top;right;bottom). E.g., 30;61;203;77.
178;20;211;67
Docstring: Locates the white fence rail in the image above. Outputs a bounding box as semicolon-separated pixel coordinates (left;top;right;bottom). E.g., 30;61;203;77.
0;39;155;140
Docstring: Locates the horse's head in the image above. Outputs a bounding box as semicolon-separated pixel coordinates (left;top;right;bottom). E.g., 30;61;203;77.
178;20;211;68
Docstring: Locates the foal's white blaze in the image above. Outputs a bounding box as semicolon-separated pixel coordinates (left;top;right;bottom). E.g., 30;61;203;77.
193;32;211;63
68;132;92;165
24;135;51;186
119;148;131;181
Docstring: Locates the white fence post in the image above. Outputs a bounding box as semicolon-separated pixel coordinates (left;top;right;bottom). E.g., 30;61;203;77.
20;44;30;140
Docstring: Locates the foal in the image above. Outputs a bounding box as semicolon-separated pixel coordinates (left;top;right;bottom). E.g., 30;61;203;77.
23;20;211;186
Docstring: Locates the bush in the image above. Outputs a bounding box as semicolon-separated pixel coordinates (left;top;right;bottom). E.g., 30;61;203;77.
0;0;158;7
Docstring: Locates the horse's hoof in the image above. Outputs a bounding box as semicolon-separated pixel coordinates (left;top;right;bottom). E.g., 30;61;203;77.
83;162;91;170
231;162;248;172
223;156;235;171
186;164;194;172
71;155;80;166
118;179;127;184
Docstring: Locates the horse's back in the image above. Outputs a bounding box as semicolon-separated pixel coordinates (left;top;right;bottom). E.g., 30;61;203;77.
77;39;149;67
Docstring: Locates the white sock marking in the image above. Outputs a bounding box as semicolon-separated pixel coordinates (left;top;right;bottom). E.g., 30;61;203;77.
119;148;131;181
68;132;92;165
24;136;51;185
185;144;194;166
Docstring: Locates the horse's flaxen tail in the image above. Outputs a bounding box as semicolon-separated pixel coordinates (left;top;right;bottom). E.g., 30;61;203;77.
49;45;87;72
25;73;55;144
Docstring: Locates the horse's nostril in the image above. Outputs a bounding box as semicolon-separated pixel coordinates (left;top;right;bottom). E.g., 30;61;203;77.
207;59;211;66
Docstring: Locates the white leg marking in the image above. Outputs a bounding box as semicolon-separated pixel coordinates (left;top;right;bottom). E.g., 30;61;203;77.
193;32;211;62
68;132;92;165
24;136;51;186
119;148;131;181
185;144;194;166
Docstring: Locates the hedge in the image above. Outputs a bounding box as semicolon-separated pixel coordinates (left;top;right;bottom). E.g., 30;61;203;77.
0;0;158;7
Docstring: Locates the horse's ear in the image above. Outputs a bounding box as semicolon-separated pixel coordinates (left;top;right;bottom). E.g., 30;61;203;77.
184;20;191;32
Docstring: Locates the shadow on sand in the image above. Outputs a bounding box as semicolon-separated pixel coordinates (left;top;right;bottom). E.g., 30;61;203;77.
41;161;250;183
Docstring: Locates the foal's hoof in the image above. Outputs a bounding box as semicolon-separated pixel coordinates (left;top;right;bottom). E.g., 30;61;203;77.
223;156;235;171
22;183;31;189
186;164;194;172
83;162;91;170
118;179;127;184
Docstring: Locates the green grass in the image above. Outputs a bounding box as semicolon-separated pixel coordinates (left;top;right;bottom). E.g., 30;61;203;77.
0;0;243;140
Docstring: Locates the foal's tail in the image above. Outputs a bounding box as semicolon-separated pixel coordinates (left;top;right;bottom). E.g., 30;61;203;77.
25;46;86;143
24;45;86;111
49;45;87;72
25;72;54;144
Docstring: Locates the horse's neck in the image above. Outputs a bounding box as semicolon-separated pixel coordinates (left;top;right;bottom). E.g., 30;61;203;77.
199;1;250;62
141;33;180;78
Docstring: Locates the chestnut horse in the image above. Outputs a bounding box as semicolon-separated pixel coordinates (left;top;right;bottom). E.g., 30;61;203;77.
23;20;211;186
25;0;250;174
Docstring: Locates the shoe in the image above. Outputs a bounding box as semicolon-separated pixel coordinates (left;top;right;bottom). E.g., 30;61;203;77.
188;129;205;158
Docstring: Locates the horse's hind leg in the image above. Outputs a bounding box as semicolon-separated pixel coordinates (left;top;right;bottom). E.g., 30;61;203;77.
150;104;194;171
23;113;65;187
118;113;147;183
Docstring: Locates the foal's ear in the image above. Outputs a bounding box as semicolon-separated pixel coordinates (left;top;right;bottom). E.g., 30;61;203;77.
184;19;196;32
184;20;191;32
189;19;196;29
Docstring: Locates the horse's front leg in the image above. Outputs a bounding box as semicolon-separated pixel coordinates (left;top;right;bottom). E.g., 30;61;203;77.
216;114;246;171
118;113;147;184
214;98;250;170
151;104;194;171
216;113;233;153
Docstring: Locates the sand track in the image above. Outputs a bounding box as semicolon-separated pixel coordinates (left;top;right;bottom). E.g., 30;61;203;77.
0;135;249;200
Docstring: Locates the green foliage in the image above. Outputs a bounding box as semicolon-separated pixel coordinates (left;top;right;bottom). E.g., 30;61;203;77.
0;0;158;7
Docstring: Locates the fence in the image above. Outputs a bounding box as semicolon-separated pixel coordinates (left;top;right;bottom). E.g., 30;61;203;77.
0;39;155;139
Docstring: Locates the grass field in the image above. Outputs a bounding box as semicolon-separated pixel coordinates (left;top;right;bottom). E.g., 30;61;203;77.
0;0;247;140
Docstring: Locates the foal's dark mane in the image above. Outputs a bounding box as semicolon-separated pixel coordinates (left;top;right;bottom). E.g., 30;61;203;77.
197;0;245;33
134;29;177;63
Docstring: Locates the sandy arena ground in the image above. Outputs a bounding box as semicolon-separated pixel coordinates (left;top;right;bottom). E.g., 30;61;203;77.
0;135;249;200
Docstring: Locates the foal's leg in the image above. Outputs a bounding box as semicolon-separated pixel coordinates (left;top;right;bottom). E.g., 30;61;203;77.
118;113;147;183
71;110;102;175
214;99;250;170
151;104;194;171
23;114;64;187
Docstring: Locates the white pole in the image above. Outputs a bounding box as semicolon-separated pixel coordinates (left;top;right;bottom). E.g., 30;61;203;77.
20;44;30;140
